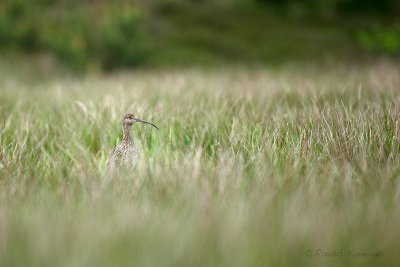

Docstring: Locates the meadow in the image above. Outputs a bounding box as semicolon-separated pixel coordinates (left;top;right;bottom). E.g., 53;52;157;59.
0;59;400;266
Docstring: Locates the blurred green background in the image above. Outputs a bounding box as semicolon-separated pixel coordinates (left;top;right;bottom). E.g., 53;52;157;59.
0;0;399;71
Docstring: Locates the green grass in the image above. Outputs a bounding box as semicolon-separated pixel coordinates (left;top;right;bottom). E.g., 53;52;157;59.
1;60;400;266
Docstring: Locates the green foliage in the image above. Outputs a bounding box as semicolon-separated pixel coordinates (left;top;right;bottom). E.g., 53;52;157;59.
98;6;148;70
357;23;400;56
337;0;397;15
40;10;90;71
0;0;399;71
0;0;40;51
254;0;400;17
0;0;148;71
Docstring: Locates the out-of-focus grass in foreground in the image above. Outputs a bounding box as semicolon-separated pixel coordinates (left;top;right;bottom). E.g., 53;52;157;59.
0;60;400;266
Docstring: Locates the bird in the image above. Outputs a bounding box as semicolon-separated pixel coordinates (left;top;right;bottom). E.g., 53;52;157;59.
107;113;159;173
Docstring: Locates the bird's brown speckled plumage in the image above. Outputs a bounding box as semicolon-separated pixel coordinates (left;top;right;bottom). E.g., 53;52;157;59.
107;113;158;173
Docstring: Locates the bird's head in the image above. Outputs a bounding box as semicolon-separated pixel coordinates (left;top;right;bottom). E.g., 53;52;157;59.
123;113;159;130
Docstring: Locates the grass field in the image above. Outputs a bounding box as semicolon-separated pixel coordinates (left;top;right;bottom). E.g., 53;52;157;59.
0;59;400;266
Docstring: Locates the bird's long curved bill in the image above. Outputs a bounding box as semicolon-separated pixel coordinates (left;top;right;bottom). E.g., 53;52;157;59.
135;119;159;130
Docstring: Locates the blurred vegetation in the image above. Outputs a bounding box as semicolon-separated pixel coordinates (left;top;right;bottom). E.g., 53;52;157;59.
256;0;400;16
356;22;400;56
0;0;148;71
0;0;399;71
1;61;400;267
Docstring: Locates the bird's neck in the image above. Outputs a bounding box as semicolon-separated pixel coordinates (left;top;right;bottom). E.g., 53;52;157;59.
122;123;137;145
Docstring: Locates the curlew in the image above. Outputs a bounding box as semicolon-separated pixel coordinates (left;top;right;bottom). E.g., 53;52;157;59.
107;113;159;173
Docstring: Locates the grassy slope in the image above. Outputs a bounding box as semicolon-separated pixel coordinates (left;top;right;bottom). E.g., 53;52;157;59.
0;60;400;266
146;3;367;67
